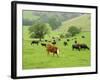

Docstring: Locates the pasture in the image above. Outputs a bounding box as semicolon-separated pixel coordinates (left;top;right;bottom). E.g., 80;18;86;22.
22;27;90;69
22;13;91;69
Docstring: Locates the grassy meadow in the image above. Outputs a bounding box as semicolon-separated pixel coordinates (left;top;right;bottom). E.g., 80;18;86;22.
22;12;91;69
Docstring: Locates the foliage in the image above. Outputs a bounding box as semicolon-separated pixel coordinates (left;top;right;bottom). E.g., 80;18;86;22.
65;32;72;38
59;34;65;38
29;23;51;40
48;16;62;30
67;26;81;36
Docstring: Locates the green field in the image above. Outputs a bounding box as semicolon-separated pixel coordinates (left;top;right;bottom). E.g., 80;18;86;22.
22;14;91;69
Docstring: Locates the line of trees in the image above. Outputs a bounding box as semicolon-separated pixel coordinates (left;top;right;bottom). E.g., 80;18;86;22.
29;23;81;40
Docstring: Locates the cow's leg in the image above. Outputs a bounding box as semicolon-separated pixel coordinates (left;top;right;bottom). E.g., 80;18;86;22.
56;49;59;57
56;53;59;57
53;53;55;56
78;48;80;51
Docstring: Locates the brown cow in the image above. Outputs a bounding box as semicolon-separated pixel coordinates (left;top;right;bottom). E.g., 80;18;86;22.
46;44;59;57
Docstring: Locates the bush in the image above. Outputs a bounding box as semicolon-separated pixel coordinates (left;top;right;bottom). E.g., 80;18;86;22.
65;32;72;38
67;26;81;36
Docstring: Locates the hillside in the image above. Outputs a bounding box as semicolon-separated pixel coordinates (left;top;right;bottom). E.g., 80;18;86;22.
56;14;91;33
22;10;84;29
23;11;40;21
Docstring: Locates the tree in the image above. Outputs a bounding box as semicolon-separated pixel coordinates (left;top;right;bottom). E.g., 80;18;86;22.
29;23;51;40
48;16;62;30
67;26;81;36
60;34;65;38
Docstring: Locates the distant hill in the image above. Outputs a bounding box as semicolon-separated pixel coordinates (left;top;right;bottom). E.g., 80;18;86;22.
22;10;84;29
23;11;40;21
56;14;91;33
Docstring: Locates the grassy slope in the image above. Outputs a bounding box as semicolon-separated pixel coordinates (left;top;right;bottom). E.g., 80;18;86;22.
56;14;90;33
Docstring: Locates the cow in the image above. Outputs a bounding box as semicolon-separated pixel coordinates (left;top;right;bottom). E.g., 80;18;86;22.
31;40;39;45
58;38;61;41
67;39;70;41
72;44;80;51
81;36;85;38
46;44;60;57
41;43;46;47
80;44;89;50
52;41;56;45
45;39;48;42
72;43;89;51
74;40;77;44
64;41;68;46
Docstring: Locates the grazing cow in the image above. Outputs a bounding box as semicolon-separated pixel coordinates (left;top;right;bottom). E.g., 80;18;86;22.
31;40;39;45
46;44;59;56
74;40;77;44
41;43;46;47
72;43;89;51
53;39;56;42
52;41;56;45
80;44;89;50
58;38;61;41
64;41;68;46
45;39;48;42
67;39;70;41
72;44;80;51
81;36;85;38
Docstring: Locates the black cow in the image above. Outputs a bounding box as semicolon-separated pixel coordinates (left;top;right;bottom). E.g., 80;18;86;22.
52;41;56;45
41;43;46;47
72;43;89;51
64;41;68;46
31;40;39;45
72;44;80;51
80;44;89;50
74;40;77;44
67;39;70;41
45;39;48;42
58;38;61;41
81;36;85;38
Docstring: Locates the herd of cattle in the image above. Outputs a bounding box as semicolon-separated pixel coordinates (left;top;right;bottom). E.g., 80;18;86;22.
31;36;90;56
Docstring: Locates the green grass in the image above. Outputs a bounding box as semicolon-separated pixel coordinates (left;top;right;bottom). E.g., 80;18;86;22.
22;31;91;69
